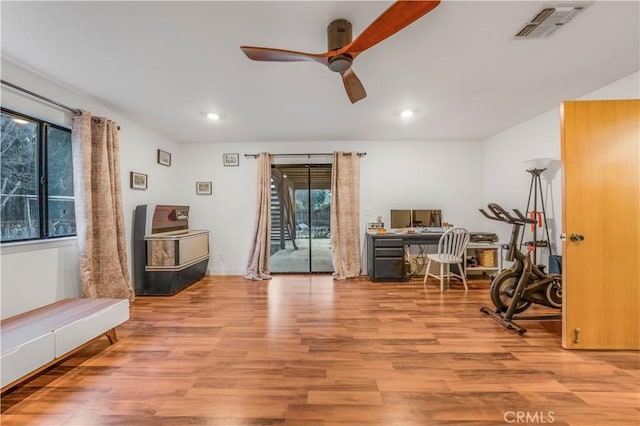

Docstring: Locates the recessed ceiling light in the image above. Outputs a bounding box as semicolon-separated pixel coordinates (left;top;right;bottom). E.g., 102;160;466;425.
207;112;221;120
399;109;414;119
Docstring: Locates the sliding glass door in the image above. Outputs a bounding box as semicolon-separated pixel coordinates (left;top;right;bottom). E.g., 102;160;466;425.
270;164;332;273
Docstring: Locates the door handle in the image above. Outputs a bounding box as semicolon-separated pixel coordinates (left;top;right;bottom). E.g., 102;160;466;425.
570;233;585;242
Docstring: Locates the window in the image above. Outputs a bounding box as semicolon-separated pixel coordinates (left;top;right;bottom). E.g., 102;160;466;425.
1;108;76;243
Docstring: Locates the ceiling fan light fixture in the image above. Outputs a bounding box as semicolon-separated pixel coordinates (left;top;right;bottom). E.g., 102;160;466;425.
328;55;353;73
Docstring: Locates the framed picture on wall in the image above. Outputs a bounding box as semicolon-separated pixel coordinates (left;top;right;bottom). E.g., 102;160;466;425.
130;171;148;190
196;181;212;195
223;153;239;167
157;149;171;166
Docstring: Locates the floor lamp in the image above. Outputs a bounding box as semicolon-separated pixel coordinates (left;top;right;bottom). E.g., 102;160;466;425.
521;158;554;266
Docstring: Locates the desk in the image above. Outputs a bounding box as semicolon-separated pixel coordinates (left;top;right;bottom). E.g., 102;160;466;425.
366;232;502;282
366;232;442;281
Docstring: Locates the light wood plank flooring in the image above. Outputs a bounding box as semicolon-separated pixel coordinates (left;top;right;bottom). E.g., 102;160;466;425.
2;275;638;425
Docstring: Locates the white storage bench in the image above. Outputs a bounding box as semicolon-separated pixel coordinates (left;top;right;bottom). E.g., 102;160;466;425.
0;298;129;392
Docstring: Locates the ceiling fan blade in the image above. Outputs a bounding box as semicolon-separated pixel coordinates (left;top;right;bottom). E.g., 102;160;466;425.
240;46;329;66
340;68;367;104
344;1;441;58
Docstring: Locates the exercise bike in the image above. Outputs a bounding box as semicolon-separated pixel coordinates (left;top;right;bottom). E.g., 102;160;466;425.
478;203;562;334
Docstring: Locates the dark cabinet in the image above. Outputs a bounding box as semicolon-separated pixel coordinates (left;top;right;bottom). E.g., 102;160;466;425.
373;257;404;280
367;236;404;281
366;233;442;282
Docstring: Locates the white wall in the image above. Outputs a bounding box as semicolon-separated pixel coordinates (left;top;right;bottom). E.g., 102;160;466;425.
179;139;485;275
0;58;182;318
1;58;485;316
2;56;637;318
482;71;639;261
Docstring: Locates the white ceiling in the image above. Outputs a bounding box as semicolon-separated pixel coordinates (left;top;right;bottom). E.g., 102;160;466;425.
1;1;638;143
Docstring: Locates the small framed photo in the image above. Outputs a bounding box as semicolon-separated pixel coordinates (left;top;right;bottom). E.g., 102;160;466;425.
196;181;212;195
157;149;171;166
223;153;239;167
130;171;148;190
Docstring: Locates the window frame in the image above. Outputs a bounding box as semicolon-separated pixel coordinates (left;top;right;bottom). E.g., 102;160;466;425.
1;107;76;244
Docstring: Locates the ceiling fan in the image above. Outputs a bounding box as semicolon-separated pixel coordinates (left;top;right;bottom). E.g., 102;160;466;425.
240;1;441;104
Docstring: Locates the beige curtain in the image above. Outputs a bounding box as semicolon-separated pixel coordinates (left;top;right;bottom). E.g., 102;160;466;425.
331;152;361;279
245;153;272;280
72;111;134;302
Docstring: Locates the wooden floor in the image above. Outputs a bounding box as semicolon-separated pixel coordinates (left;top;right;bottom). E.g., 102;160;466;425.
2;275;638;425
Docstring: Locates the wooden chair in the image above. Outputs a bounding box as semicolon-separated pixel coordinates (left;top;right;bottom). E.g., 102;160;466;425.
423;227;470;291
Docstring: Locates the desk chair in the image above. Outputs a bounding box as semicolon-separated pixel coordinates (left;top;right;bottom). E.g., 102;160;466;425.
423;227;470;291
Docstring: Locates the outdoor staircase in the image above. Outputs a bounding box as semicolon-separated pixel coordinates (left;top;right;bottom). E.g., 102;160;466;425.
271;185;296;249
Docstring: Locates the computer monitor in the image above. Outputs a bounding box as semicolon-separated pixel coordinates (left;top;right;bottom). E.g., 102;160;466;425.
413;209;442;227
390;210;412;228
390;209;442;228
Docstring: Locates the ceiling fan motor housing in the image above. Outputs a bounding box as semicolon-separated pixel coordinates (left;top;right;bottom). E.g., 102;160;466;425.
327;19;352;51
327;19;353;73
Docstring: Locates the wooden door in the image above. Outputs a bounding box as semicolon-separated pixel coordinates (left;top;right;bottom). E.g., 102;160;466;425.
561;100;639;349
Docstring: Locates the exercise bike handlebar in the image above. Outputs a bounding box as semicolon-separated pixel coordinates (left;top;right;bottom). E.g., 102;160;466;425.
512;208;536;224
479;203;536;225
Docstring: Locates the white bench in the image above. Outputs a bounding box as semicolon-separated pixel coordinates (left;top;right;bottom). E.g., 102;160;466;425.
0;298;129;392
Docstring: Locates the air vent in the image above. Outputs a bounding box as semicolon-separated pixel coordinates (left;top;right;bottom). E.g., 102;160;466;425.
515;4;589;38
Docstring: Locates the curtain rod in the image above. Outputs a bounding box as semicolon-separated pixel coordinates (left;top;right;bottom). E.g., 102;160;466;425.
1;79;81;115
244;152;366;158
1;79;121;130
